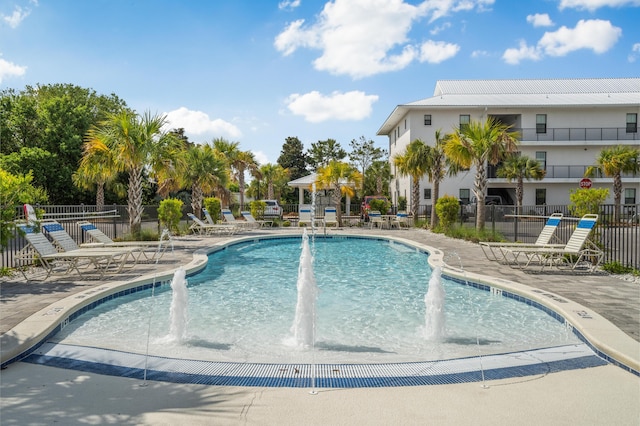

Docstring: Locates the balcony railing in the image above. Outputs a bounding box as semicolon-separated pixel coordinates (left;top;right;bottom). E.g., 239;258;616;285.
516;127;639;142
488;165;637;179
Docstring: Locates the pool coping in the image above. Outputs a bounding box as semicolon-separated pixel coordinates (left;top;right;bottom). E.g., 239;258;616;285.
2;232;639;381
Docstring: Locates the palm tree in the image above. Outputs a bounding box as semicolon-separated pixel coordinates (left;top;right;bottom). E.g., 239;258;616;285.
315;160;362;225
83;110;184;236
424;130;458;228
393;139;430;218
497;154;546;212
179;144;229;219
73;145;121;209
259;163;289;200
444;117;519;230
585;145;640;222
233;150;258;210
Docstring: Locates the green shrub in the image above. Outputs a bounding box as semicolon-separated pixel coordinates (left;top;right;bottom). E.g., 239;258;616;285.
369;198;390;214
435;195;459;230
203;197;222;223
398;196;407;211
569;188;608;218
250;200;267;219
601;261;637;275
158;198;183;233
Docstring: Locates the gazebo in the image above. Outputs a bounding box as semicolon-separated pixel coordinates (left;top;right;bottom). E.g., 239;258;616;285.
287;173;353;214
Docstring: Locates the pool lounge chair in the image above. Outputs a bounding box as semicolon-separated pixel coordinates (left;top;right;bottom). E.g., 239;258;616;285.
500;214;603;271
188;213;237;235
202;208;240;234
41;221;144;265
322;207;338;228
241;211;272;228
369;211;386;229
221;208;253;230
17;224;133;280
77;221;171;261
479;213;564;261
298;207;314;227
390;211;410;229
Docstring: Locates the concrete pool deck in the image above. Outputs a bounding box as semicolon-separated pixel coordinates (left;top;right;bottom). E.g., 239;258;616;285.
1;227;639;425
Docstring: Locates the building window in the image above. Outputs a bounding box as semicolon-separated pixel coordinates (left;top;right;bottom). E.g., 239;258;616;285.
424;114;432;126
404;119;407;129
535;188;546;205
459;114;470;131
424;188;431;200
536;114;547;134
625;188;636;204
627;113;638;133
536;151;547;170
459;189;470;204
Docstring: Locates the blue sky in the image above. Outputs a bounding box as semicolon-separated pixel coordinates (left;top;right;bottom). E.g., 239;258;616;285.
1;0;639;165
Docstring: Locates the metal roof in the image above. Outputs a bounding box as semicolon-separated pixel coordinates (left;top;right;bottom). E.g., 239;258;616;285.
377;78;640;136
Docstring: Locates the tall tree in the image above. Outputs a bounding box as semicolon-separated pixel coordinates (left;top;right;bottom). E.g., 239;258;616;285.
365;160;391;196
315;160;362;225
444;118;519;230
497;154;546;211
73;145;121;209
424;130;454;228
180;144;229;218
585;145;640;222
393;139;430;217
349;135;387;196
259;163;289;200
278;136;308;181
307;138;347;170
83;111;184;236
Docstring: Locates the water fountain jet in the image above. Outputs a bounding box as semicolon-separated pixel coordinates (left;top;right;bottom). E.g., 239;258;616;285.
424;266;445;341
291;229;317;347
168;267;188;343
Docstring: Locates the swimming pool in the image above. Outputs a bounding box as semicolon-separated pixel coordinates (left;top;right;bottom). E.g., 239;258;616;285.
51;236;581;364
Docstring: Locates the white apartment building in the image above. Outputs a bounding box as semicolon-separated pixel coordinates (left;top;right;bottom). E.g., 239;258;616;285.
377;78;640;210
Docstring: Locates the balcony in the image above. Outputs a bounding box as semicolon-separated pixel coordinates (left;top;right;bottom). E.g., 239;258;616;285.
516;127;638;142
488;165;638;179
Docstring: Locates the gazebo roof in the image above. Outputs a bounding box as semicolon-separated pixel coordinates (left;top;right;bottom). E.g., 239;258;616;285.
287;173;317;188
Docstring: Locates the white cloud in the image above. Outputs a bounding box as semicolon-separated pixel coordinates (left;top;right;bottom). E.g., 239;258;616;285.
252;150;270;166
526;13;554;27
471;49;490;58
538;19;621;56
502;40;542;64
274;0;493;78
278;0;301;11
628;42;640;62
502;19;621;64
558;0;640;11
0;57;27;83
164;107;242;140
429;22;451;35
1;6;31;28
285;90;378;123
419;40;460;63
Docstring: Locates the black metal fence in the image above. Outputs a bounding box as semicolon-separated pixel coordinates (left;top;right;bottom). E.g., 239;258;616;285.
2;203;638;271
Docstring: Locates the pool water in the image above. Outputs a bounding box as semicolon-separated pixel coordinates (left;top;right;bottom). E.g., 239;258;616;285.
52;236;580;364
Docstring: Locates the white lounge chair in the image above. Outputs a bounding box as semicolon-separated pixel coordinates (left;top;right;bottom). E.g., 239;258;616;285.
322;207;338;228
17;224;133;280
390;211;409;229
202;208;240;234
479;213;564;261
241;211;272;228
500;214;603;271
188;213;237;235
78;221;171;261
369;211;386;229
221;208;253;230
298;206;319;227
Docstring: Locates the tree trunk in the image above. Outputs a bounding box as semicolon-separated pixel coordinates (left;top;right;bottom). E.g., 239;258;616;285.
474;162;487;230
238;174;246;211
96;181;105;210
332;187;342;226
191;184;204;219
613;173;622;223
127;166;144;237
411;177;420;218
430;180;440;228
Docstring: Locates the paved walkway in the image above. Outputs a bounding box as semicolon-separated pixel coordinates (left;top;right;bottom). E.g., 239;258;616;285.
1;227;639;425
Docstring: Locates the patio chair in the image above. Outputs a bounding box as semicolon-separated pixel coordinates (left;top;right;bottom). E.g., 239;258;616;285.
390;211;409;229
202;208;241;234
241;211;272;228
479;213;564;261
500;214;603;271
322;207;338;228
369;211;386;229
188;213;237;235
16;224;133;280
221;208;253;230
298;207;314;227
77;221;171;261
